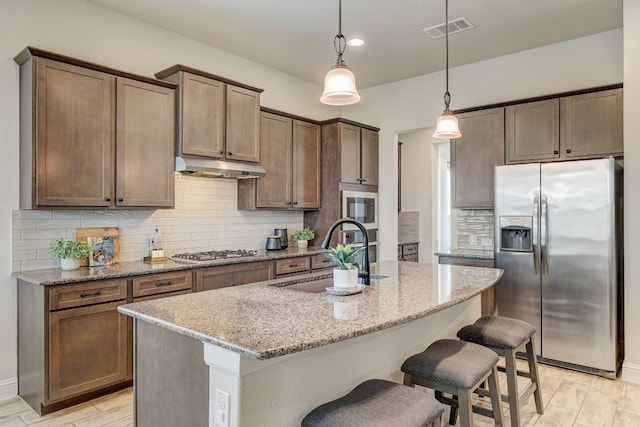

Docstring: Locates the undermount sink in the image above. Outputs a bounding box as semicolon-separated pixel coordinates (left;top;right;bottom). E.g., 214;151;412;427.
276;278;334;293
273;274;389;293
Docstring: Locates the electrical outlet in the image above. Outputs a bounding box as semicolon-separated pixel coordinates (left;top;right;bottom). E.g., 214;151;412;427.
214;388;230;427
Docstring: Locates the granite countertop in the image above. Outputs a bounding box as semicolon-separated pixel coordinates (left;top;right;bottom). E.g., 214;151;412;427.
398;241;419;246
434;249;495;260
118;260;503;360
12;246;328;286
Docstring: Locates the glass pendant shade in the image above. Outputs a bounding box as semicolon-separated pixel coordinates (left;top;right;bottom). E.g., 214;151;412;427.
320;65;361;105
433;112;461;139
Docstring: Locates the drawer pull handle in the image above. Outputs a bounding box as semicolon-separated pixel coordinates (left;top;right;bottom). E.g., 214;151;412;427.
288;264;299;268
80;290;102;298
155;281;173;287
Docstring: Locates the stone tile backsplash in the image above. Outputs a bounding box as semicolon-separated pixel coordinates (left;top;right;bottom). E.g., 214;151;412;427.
398;211;420;243
455;209;494;251
12;174;303;272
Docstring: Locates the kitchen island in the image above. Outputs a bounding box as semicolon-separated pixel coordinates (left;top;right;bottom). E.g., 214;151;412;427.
118;260;503;427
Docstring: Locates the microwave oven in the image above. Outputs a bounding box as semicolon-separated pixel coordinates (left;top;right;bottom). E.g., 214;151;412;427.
341;190;378;230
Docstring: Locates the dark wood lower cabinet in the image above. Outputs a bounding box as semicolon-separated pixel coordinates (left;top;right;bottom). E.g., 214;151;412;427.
196;261;275;291
48;302;128;402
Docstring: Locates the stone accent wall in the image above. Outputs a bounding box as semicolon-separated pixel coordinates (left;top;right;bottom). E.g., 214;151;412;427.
398;211;420;243
455;209;494;251
12;174;303;272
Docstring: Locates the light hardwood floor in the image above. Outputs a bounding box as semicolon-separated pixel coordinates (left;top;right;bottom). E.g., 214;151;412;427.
1;361;640;426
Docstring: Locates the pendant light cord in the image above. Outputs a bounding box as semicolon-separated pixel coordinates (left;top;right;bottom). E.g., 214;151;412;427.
444;0;451;112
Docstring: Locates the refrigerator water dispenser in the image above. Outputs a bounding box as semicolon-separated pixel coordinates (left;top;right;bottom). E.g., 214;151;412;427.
500;216;533;252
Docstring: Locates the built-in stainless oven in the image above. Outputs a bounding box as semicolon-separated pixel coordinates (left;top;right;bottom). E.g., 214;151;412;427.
341;190;378;230
343;229;378;265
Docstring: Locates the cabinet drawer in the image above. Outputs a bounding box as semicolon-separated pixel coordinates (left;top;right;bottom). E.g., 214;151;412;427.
402;254;419;262
49;279;127;311
402;244;418;256
276;257;311;276
132;271;193;298
197;261;275;291
311;255;337;270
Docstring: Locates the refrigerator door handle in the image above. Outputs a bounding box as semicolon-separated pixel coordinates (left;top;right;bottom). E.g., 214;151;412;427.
533;194;540;275
541;194;549;276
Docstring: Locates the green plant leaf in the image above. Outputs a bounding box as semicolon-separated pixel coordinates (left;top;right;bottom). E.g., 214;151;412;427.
48;239;92;260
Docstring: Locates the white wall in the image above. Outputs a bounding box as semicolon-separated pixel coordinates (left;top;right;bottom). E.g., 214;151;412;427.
0;0;340;399
622;0;640;383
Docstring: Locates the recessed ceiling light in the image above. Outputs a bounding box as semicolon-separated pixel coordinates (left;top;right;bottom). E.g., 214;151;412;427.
347;38;365;47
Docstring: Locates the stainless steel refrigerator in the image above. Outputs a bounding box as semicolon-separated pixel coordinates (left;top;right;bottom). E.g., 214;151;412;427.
494;158;623;377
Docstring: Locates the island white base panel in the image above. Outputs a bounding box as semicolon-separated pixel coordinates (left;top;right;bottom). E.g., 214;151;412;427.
203;296;480;427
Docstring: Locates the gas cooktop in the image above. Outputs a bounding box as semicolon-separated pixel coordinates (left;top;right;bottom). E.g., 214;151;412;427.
171;249;258;263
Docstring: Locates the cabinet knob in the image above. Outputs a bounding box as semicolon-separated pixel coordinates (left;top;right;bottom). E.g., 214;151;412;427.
218;150;224;155
118;198;124;202
566;149;572;154
227;152;233;156
553;150;559;155
104;197;111;202
360;178;367;183
293;201;298;205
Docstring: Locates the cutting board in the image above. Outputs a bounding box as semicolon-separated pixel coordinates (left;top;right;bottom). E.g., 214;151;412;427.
75;227;120;267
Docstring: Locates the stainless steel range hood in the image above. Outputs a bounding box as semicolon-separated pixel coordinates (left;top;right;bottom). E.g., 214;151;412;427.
175;156;265;179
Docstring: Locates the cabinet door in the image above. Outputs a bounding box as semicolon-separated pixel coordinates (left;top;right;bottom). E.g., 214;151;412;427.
506;99;560;163
35;58;114;207
451;108;505;209
115;77;175;207
256;112;293;208
562;88;623;158
292;120;321;209
196;261;275;291
181;72;225;158
48;301;128;402
226;84;260;163
339;123;360;184
360;128;379;185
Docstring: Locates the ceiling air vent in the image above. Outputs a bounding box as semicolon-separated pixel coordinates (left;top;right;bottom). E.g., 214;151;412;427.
423;17;474;39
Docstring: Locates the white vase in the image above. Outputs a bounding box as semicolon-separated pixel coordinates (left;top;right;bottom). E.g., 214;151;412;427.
60;258;80;271
332;267;358;289
297;240;308;249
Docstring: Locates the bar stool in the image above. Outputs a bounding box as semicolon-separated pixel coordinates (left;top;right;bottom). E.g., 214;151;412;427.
401;339;505;427
457;316;544;427
301;379;444;427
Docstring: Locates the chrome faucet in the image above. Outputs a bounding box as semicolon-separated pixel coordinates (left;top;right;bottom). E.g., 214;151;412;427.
321;219;370;286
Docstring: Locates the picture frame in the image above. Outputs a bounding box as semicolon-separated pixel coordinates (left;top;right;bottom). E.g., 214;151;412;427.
75;227;120;267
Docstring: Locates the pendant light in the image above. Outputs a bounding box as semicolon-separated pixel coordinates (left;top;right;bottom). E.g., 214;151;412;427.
433;0;461;139
320;0;361;106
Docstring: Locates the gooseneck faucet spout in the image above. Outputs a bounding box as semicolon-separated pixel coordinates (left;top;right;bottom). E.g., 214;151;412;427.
321;219;370;286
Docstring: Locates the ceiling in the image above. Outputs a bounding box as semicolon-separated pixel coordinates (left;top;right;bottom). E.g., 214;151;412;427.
85;0;622;89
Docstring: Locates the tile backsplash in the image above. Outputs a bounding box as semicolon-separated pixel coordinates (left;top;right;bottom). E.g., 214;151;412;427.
12;174;303;272
455;209;494;251
398;211;420;243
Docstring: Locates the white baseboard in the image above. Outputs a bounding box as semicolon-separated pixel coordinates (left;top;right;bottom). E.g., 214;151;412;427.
0;378;17;402
621;361;640;384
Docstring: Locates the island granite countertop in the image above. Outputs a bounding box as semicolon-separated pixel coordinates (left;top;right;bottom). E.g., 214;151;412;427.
118;260;503;360
434;249;495;260
13;246;328;286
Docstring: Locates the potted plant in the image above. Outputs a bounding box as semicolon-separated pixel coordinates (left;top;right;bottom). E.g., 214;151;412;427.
49;238;92;271
324;243;365;288
293;228;314;249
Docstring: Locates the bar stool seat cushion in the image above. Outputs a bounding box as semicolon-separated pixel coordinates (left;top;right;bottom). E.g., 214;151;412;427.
457;316;536;350
301;379;443;427
401;339;499;389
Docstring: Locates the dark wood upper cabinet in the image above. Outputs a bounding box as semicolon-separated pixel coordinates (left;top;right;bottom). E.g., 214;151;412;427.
337;122;379;186
504;86;622;164
506;99;560;164
237;110;321;210
451;108;505;209
155;65;263;164
226;85;261;163
15;48;177;209
180;72;225;158
562;88;623;159
115;78;175;208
